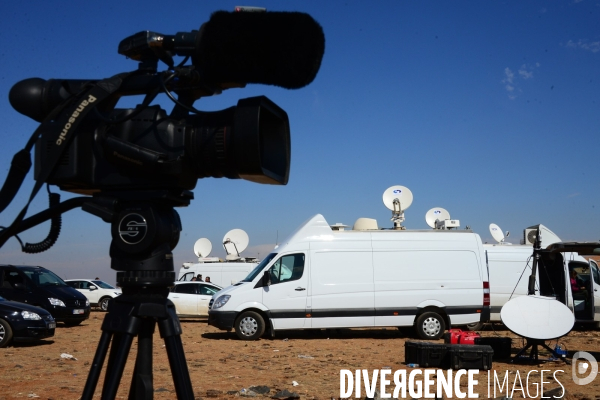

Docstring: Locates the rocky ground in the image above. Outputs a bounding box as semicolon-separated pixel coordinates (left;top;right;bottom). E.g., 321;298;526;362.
1;311;600;399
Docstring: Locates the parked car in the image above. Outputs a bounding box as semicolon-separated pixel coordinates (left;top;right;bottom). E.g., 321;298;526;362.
168;281;222;318
65;279;122;311
0;295;56;347
0;265;90;326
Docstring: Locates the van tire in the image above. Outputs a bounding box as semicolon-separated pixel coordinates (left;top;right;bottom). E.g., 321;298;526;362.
234;311;265;340
415;312;445;340
0;319;13;347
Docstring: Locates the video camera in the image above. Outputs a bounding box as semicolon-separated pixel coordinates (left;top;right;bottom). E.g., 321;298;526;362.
0;9;325;256
8;10;324;195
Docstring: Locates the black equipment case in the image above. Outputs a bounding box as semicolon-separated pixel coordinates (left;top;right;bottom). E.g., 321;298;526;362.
474;337;512;360
447;344;494;370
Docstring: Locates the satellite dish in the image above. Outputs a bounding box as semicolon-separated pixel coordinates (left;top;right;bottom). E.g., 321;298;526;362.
382;185;413;211
425;207;451;229
489;223;505;243
382;185;413;230
223;229;249;260
501;295;574;340
193;238;212;258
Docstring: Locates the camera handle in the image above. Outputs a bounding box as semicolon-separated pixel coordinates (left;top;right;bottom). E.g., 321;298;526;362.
81;194;195;399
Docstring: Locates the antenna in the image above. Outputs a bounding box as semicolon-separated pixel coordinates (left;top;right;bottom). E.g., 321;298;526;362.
501;295;574;362
193;238;212;258
425;207;459;230
223;229;249;261
489;223;506;244
382;185;413;230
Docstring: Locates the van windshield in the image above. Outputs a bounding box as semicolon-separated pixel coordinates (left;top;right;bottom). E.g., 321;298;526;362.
241;253;277;282
20;267;67;287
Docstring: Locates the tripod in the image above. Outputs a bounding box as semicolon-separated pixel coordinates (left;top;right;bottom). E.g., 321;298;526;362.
80;194;195;400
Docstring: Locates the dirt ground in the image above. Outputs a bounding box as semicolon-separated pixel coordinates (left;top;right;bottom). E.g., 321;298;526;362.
1;311;600;400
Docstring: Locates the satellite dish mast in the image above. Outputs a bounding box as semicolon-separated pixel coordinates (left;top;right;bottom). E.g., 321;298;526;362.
382;186;413;230
223;229;250;261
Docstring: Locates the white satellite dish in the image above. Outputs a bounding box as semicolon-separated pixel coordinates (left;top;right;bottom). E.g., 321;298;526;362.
501;295;574;340
223;229;249;260
193;238;212;258
382;185;413;229
425;207;451;229
382;185;413;211
489;223;505;244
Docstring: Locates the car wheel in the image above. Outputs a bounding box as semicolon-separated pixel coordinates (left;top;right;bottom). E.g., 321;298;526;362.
415;311;446;340
99;297;111;311
234;311;265;340
0;318;14;348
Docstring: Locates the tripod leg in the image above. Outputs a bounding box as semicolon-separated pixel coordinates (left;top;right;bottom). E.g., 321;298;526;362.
163;335;195;399
129;318;155;400
81;331;114;400
101;332;136;400
158;312;194;399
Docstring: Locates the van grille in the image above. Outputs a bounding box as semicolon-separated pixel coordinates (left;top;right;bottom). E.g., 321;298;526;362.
209;299;214;310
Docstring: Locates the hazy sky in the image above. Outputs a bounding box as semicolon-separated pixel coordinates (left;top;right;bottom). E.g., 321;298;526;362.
1;1;598;285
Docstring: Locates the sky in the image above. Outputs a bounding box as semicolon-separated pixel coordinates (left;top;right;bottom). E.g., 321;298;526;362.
0;1;598;285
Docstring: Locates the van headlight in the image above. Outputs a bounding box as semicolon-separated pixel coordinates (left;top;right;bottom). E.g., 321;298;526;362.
48;298;66;307
212;295;231;309
21;311;42;320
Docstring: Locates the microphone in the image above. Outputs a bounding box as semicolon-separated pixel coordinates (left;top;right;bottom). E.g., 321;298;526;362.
192;11;325;90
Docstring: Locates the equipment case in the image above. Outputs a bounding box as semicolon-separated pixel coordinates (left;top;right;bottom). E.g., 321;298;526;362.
404;341;449;368
474;337;512;360
447;344;494;370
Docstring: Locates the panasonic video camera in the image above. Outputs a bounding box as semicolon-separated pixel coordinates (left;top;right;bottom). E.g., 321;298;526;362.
8;10;325;196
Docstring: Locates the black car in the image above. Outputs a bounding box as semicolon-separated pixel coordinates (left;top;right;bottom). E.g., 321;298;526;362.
0;295;56;347
0;265;90;325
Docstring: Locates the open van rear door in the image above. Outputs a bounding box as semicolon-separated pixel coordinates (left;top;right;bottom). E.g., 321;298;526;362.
541;242;600;323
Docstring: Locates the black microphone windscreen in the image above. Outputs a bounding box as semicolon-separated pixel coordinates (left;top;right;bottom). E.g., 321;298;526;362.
193;11;325;90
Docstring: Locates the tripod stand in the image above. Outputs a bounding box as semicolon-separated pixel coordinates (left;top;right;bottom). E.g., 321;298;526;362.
80;194;195;400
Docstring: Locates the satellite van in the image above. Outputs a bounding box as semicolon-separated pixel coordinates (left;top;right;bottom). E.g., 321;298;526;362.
178;229;260;288
466;223;598;330
208;186;490;340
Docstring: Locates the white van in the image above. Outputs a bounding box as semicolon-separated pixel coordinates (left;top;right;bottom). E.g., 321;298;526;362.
208;214;490;340
178;260;258;288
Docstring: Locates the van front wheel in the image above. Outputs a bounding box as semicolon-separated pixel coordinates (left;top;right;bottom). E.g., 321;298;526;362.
415;312;445;340
234;311;265;340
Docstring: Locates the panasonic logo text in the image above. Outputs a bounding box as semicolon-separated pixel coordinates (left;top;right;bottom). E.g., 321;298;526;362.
55;94;97;145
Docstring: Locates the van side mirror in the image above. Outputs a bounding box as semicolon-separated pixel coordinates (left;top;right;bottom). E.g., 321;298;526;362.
89;286;97;291
262;270;271;287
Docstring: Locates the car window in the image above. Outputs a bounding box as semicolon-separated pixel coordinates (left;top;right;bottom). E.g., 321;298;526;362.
199;285;220;296
591;261;600;286
66;281;79;289
268;253;305;285
2;270;24;289
21;268;67;287
93;280;115;289
174;284;197;294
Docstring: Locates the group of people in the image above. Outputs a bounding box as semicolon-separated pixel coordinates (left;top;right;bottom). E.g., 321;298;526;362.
191;274;211;283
